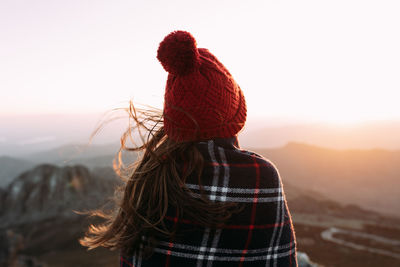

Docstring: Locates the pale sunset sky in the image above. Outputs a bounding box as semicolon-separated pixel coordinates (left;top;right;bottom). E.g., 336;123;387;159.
1;0;400;124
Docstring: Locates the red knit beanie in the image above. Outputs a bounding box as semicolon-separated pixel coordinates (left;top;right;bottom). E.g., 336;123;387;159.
157;31;247;142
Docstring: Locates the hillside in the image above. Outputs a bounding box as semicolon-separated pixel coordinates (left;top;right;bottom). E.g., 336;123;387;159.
0;164;119;226
240;121;400;150
0;143;138;189
0;164;121;266
23;142;120;165
254;142;400;217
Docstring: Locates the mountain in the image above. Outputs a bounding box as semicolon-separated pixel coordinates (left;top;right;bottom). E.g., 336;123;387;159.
23;142;138;168
0;164;121;266
0;156;35;188
23;142;120;164
254;142;400;217
0;143;137;188
10;139;399;218
240;121;400;150
13;139;399;217
0;164;119;226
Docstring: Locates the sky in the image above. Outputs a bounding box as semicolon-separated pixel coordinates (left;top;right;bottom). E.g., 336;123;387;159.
1;0;400;124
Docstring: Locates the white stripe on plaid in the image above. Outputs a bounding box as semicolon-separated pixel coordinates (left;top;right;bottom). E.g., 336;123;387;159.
204;147;230;266
209;140;220;199
196;140;220;267
131;245;142;267
156;240;293;254
185;184;282;194
131;251;135;266
206;229;222;266
273;177;286;267
130;241;143;266
137;243;143;267
218;146;230;196
153;246;295;261
197;228;211;267
189;192;284;203
265;179;282;266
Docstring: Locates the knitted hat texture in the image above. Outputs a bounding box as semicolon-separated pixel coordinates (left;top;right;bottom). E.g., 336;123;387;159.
157;31;247;142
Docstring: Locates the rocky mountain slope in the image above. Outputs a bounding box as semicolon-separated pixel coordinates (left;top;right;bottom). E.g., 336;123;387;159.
0;164;118;227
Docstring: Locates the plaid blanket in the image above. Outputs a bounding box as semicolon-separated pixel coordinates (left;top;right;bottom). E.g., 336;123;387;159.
121;137;297;267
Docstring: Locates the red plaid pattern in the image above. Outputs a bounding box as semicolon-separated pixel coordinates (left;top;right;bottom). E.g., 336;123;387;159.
121;137;297;267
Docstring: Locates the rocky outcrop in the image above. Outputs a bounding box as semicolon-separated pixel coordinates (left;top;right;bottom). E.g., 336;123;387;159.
0;164;118;227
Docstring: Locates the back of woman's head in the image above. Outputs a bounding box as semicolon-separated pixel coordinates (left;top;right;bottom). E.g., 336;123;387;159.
80;30;247;256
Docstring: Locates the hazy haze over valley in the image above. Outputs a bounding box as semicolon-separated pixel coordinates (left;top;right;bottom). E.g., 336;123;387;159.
2;113;400;157
1;113;399;218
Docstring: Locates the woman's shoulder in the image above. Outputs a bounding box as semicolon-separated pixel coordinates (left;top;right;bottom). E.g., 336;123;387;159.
231;148;282;189
195;139;282;190
196;138;277;164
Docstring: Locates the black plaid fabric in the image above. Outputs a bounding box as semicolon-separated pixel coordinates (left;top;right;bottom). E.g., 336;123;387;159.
121;137;297;267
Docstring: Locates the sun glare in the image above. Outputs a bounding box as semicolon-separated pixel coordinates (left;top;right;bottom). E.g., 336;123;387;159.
0;1;399;125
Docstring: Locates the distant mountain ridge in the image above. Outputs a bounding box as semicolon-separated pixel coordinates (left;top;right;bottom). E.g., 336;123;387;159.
240;121;400;150
0;143;137;189
1;141;399;218
254;142;400;217
23;142;120;164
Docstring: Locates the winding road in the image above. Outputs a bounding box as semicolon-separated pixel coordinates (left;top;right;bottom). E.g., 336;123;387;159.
321;227;400;259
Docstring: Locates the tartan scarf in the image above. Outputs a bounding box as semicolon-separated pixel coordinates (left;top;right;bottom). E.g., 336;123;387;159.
121;136;297;267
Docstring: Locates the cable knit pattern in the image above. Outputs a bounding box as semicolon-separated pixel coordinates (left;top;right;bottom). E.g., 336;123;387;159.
157;31;247;142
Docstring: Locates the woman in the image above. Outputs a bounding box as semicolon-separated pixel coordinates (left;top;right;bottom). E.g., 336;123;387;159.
81;31;297;267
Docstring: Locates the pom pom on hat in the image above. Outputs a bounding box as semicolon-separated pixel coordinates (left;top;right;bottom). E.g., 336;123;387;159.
157;31;200;76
